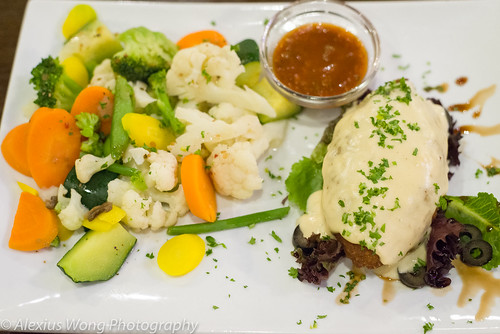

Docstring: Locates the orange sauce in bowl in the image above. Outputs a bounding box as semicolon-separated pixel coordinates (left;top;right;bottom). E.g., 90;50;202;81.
272;22;368;97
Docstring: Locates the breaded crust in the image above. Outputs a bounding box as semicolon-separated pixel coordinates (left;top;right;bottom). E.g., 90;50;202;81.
335;234;383;269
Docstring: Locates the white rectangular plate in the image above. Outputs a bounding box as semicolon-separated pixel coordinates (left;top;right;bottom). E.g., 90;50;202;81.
1;0;500;333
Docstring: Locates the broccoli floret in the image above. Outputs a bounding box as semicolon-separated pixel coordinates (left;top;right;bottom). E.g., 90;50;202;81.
111;27;178;82
29;56;83;111
146;70;185;135
75;112;104;157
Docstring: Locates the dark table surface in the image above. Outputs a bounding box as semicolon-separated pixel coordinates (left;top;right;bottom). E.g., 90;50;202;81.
0;0;28;118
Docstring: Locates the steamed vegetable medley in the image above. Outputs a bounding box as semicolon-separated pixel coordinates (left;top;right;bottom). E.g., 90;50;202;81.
1;5;299;282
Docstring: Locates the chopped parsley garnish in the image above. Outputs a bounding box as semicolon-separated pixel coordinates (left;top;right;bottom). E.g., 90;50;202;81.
389;197;401;211
423;322;434;333
486;166;500;177
338;200;345;207
288;267;299;279
357;158;391;184
433;183;440;194
475;168;483;178
270;230;282;243
248;237;256;245
317;315;327;319
145;252;154;259
265;168;282;180
206;236;226;249
407;122;421;131
426;303;434;310
413;147;419;156
373;78;412;105
201;69;212;83
339;272;366;304
413;258;426;272
212;305;219;310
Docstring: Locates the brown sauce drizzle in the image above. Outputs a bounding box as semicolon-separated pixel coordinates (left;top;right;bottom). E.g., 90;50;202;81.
381;279;396;304
423;83;448;93
453;259;500;321
459;123;500;136
449;84;496;118
456;76;468;86
336;270;366;305
483;157;500;170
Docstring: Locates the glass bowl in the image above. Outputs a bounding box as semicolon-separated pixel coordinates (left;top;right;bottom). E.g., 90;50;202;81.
260;0;380;109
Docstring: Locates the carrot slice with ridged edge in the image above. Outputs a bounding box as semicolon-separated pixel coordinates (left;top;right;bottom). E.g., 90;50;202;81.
9;192;58;251
1;122;31;177
27;107;81;188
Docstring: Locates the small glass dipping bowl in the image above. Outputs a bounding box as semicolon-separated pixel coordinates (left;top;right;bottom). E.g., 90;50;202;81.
260;0;380;109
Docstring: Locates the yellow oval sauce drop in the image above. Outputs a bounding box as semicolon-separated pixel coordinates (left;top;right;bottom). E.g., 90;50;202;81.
157;234;205;277
272;23;368;97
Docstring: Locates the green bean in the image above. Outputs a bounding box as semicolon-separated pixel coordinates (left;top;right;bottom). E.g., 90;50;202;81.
109;76;134;159
167;207;290;235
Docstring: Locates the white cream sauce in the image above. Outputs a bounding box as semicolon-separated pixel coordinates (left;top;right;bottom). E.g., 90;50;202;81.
297;190;331;238
320;81;449;266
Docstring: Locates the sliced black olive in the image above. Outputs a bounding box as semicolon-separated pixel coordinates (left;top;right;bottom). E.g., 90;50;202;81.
292;225;311;249
398;266;426;289
460;239;493;266
459;224;482;246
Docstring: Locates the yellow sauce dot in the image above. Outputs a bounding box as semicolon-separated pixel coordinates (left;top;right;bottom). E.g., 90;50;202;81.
157;234;205;276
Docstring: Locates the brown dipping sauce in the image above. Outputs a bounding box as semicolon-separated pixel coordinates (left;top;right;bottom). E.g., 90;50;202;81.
272;23;368;97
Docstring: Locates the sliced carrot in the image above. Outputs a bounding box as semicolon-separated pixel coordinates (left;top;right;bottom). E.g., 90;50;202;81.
1;122;31;177
9;192;58;251
27;107;81;188
70;86;114;135
177;30;227;49
181;154;217;222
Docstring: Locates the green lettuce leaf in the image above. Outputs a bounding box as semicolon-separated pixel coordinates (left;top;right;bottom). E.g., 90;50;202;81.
285;157;323;211
445;192;500;270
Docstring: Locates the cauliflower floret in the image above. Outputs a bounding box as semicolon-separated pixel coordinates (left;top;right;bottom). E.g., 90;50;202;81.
107;178;188;230
130;80;157;110
123;146;150;166
122;146;178;192
208;102;252;123
146;150;178;192
57;186;88;230
75;154;116;183
148;187;189;220
169;107;269;159
89;59;116;91
166;43;275;117
207;141;263;199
